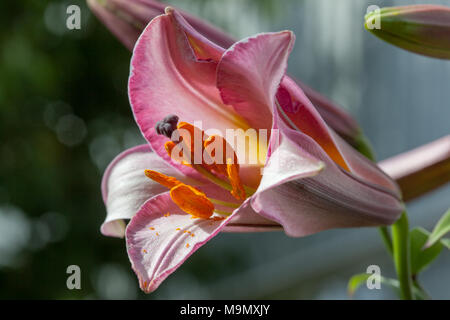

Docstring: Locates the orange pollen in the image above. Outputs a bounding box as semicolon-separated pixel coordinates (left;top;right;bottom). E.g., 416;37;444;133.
149;119;250;219
164;140;176;158
170;184;214;219
145;169;214;219
163;120;247;201
204;135;245;200
145;169;181;189
227;159;246;200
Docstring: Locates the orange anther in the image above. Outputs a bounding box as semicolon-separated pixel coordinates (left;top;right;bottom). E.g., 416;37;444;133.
164;141;176;158
227;159;246;200
204;135;245;200
170;184;214;219
204;135;238;171
176;122;201;151
145;169;182;189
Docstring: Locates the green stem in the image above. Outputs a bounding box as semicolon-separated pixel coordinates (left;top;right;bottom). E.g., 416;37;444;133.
378;226;393;257
194;164;256;195
391;211;413;300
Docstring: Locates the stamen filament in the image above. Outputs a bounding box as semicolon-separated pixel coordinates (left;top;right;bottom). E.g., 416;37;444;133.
209;198;240;208
213;209;233;216
193;164;256;196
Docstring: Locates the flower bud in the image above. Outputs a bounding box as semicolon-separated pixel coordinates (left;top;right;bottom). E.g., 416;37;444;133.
365;5;450;59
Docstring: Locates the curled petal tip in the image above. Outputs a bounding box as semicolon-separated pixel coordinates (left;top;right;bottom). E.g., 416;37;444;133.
165;6;174;15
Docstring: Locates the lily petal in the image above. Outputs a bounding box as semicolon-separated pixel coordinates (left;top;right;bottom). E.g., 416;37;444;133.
101;144;193;237
217;31;295;130
126;192;235;293
90;0;364;147
293;79;360;144
251;110;404;237
129;8;248;178
102;144;279;237
87;0;236;51
280;76;400;193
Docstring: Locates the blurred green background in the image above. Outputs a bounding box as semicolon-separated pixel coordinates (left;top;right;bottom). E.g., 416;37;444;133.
1;0;449;299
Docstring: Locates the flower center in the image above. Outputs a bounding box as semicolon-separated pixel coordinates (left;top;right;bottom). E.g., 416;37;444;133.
144;116;255;219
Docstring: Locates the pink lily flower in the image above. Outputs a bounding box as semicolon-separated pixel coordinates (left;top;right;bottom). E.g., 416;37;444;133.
100;8;403;293
87;0;361;147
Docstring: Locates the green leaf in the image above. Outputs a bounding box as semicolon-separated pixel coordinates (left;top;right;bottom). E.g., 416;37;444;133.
426;208;450;248
440;238;450;249
347;273;401;297
410;227;443;275
347;273;428;299
348;273;370;297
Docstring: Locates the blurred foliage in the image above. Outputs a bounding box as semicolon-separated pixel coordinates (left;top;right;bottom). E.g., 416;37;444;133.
0;0;255;300
0;0;133;299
